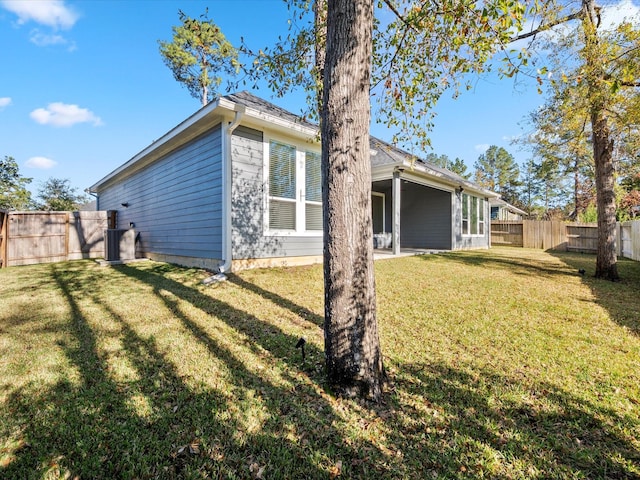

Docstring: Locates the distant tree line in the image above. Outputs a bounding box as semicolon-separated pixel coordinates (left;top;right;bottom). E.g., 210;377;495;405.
1;156;89;212
421;143;639;222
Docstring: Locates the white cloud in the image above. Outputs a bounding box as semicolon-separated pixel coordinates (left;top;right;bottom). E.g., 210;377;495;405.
0;97;11;109
475;144;490;153
29;29;75;50
502;134;521;143
25;156;57;169
30;102;103;127
1;0;78;29
601;0;640;30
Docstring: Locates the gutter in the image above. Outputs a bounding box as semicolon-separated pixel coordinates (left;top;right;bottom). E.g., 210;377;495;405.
84;188;98;209
218;104;245;274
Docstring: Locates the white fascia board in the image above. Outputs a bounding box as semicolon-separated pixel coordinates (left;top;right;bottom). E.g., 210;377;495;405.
89;99;234;192
491;198;527;215
371;164;399;182
239;107;318;140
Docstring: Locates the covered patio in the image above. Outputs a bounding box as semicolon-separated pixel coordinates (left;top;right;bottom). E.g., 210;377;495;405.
371;177;454;253
368;137;497;255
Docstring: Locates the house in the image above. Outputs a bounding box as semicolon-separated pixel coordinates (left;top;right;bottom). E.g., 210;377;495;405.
490;198;527;221
89;92;498;271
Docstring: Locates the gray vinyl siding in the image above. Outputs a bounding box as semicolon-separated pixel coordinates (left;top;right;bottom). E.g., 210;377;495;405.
399;183;452;250
97;125;224;260
231;126;323;259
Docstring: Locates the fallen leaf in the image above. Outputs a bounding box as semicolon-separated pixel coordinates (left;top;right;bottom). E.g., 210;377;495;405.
249;462;266;479
329;460;342;478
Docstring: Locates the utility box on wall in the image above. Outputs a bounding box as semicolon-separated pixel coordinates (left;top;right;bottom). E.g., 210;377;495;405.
104;229;136;261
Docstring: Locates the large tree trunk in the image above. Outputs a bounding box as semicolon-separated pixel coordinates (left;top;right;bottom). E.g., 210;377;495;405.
321;0;386;400
583;0;619;280
591;109;619;280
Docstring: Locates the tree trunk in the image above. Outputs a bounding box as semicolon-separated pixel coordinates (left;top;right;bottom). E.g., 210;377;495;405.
313;0;327;112
571;158;579;220
321;0;386;400
591;109;619;280
583;0;619;280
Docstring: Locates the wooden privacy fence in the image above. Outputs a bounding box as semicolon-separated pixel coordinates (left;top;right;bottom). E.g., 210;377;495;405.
491;219;640;260
0;211;108;268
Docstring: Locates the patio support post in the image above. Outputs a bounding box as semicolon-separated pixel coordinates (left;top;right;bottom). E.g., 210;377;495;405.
392;170;401;255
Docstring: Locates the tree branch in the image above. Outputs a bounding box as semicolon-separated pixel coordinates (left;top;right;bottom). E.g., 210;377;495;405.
510;10;584;43
381;0;417;31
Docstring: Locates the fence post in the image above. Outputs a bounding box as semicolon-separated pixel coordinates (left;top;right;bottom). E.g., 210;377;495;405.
107;210;117;229
0;212;7;268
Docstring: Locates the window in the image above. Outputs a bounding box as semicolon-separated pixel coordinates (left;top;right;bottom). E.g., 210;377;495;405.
461;193;485;236
269;141;297;230
471;196;478;235
267;139;322;234
305;151;322;231
462;193;469;235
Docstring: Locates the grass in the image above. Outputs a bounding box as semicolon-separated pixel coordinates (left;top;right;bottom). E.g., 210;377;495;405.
0;247;639;479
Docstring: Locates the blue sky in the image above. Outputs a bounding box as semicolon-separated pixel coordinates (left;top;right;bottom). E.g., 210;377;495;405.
1;0;638;198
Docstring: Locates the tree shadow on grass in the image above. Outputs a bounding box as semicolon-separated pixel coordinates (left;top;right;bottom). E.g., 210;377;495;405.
226;273;325;328
93;261;640;478
428;249;580;279
383;360;640;479
3;260;639;479
1;261;394;479
549;252;640;335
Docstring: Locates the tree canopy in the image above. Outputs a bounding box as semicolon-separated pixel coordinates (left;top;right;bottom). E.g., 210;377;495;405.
474;146;521;205
159;10;239;106
36;178;88;211
0;156;32;211
425;153;471;179
243;0;526;151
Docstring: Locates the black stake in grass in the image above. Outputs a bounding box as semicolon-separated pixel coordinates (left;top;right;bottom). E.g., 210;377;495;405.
295;337;306;363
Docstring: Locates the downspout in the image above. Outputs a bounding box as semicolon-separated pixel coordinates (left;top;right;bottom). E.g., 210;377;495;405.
85;188;98;210
218;105;245;274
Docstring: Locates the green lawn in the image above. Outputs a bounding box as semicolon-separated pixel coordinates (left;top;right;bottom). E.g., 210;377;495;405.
1;247;639;479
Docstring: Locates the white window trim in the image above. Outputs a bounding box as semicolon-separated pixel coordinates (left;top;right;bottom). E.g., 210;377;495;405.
462;193;486;237
263;133;323;237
